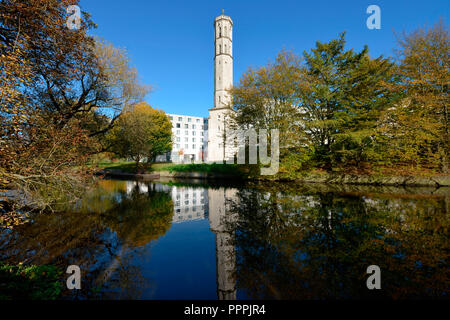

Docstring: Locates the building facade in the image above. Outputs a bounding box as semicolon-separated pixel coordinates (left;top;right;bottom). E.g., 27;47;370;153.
157;11;235;164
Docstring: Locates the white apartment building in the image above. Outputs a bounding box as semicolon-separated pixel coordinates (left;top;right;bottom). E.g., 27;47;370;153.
156;114;209;163
168;114;209;163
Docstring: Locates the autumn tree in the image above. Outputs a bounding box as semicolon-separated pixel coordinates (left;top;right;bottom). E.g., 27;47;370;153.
379;20;449;173
0;1;150;221
231;37;399;172
106;102;173;172
231;50;304;154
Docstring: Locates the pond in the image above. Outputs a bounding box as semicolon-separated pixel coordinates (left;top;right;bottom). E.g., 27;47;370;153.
0;179;448;299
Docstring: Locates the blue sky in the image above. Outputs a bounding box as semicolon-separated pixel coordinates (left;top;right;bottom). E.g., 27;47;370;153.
80;0;448;118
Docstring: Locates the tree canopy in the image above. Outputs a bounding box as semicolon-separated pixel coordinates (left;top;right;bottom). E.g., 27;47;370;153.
106;102;173;171
231;24;448;175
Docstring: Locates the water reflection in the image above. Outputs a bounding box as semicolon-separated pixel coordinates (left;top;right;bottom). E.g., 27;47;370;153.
0;180;448;299
226;183;449;299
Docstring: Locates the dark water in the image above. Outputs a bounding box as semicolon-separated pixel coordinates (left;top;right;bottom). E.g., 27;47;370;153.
1;179;449;299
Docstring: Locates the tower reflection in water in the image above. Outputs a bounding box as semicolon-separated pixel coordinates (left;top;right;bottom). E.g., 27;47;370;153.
126;181;237;300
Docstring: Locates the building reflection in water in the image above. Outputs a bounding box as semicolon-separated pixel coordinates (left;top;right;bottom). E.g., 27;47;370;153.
125;181;238;300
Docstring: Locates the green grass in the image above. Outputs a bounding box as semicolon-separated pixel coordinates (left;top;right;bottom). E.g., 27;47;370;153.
164;163;247;176
0;263;63;300
94;160;172;173
94;160;255;176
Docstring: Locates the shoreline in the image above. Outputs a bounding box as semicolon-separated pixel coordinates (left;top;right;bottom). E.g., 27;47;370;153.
97;169;450;187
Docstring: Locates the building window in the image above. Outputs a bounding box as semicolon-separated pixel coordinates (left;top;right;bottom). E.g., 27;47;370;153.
185;137;188;142
185;130;188;135
192;131;196;136
192;124;196;129
192;138;196;142
176;130;180;134
176;137;180;142
176;144;180;148
184;124;188;129
201;138;204;142
201;132;203;136
188;118;191;122
178;117;182;121
176;123;180;128
185;144;188;149
193;144;196;149
196;119;200;123
219;44;222;53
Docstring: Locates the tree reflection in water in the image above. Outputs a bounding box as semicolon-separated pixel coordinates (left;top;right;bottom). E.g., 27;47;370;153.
225;184;449;299
0;180;174;299
0;180;448;300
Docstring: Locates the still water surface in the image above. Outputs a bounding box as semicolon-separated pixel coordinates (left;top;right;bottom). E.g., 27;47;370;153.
1;179;448;299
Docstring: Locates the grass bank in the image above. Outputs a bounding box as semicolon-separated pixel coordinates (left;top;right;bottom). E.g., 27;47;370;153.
0;263;63;300
95;160;256;176
93;160;450;186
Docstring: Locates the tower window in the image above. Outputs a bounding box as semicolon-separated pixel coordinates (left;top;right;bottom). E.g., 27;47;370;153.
219;44;222;53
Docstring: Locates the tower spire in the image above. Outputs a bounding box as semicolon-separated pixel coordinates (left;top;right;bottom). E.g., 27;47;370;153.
222;8;224;15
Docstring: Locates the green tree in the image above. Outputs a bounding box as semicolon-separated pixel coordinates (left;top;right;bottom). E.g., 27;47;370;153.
299;33;399;169
107;102;173;171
